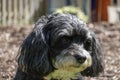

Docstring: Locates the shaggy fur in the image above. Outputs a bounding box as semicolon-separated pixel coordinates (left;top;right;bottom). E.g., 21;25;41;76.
14;13;104;80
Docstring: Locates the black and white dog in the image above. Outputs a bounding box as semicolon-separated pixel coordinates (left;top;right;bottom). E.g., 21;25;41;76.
14;13;104;80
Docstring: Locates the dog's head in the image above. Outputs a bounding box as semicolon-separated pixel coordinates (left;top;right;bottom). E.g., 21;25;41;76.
17;13;103;78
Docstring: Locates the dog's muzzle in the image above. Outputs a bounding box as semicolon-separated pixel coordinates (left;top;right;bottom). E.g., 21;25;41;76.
52;49;92;72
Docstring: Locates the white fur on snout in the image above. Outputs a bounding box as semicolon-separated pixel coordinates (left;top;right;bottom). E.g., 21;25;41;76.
53;54;77;68
52;50;92;72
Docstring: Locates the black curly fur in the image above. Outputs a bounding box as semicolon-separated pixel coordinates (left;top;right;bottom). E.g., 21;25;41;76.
14;13;103;80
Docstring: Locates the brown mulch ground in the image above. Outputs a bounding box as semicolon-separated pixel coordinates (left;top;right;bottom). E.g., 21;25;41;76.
0;22;120;80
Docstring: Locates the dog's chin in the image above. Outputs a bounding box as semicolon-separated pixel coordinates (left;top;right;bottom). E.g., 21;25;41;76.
46;54;92;79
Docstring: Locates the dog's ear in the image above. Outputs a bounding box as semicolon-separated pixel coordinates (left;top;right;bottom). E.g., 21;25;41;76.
81;32;104;77
17;16;52;76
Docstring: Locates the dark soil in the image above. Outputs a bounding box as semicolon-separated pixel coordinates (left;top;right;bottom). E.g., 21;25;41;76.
0;22;120;80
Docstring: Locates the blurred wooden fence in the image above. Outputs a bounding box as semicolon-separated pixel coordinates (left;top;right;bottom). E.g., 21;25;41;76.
0;0;46;26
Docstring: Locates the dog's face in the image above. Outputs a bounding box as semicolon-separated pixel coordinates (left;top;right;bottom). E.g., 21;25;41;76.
48;21;92;71
17;13;103;79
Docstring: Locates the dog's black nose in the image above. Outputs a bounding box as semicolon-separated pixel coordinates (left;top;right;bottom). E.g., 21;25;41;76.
74;54;86;64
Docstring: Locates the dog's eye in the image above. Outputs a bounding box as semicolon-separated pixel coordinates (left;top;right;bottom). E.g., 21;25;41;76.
52;36;71;50
84;39;92;51
86;39;92;45
61;36;71;44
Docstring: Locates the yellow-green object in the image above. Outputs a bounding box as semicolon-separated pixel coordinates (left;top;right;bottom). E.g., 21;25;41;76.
45;67;84;80
54;6;88;22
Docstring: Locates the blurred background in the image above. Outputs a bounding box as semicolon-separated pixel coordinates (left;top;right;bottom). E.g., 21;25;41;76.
0;0;120;80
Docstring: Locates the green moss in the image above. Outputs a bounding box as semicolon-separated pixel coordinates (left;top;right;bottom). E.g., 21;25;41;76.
54;6;88;22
